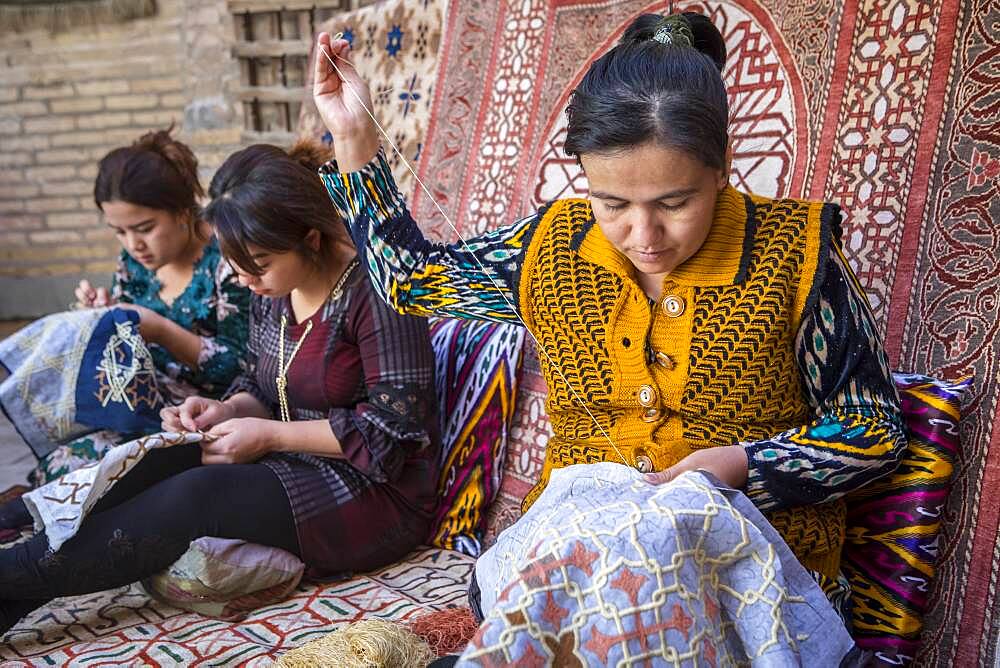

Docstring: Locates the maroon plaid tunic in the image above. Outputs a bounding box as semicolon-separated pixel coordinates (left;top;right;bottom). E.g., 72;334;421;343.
226;263;440;578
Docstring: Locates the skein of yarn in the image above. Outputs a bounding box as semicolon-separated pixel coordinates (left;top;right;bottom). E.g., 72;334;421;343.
407;606;479;656
275;619;436;668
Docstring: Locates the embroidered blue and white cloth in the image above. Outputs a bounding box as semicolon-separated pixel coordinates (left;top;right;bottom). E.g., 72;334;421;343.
0;308;164;459
75;308;164;434
461;464;863;666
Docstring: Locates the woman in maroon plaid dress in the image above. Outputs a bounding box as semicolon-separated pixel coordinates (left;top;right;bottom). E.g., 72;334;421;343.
0;141;440;635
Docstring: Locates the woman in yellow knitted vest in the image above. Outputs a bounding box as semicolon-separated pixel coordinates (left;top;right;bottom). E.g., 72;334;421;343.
314;13;905;607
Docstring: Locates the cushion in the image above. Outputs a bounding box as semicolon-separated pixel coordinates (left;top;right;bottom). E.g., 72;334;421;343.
426;317;525;556
843;373;972;665
143;537;305;622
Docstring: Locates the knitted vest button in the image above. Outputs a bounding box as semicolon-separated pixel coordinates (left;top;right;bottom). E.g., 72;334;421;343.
635;454;653;473
637;384;657;407
655;351;674;370
641;407;662;422
661;294;685;317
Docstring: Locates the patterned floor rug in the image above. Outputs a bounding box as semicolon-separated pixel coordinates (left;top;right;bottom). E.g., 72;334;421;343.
0;548;474;665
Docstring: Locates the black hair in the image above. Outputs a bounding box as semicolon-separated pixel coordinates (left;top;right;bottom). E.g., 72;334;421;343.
564;12;729;170
203;140;350;276
94;124;204;218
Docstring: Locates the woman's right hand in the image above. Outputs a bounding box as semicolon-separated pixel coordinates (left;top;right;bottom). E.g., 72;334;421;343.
313;32;381;172
160;396;235;433
73;280;113;309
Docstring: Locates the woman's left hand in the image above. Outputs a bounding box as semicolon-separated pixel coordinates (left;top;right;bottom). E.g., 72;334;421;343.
116;303;166;344
643;445;749;489
201;417;276;465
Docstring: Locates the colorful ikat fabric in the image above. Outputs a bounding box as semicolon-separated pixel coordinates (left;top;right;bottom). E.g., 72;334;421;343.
843;373;971;664
427;317;524;556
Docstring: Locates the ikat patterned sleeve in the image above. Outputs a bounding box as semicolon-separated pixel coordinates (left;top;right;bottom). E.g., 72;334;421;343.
319;148;537;324
742;244;907;511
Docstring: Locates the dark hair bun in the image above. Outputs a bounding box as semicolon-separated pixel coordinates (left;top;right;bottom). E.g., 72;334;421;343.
619;12;726;71
287;138;333;172
205;142;349;277
207;141;331;201
133;124;205;199
94;125;203;215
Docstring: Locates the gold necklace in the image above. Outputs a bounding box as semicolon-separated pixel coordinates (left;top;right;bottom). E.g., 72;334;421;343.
274;258;358;422
276;315;313;422
330;257;359;300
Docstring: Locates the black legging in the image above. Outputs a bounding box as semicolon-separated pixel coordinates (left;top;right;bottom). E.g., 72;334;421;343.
0;444;299;634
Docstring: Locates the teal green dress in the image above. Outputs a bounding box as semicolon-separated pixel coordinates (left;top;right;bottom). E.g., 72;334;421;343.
109;238;249;396
33;238;251;484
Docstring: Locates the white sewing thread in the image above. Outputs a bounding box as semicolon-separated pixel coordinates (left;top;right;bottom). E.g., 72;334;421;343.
319;43;630;468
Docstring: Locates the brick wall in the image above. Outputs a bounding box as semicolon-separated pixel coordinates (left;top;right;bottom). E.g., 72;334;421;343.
0;0;371;318
2;3;198;286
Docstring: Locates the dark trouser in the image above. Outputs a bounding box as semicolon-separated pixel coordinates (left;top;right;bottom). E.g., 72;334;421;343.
0;444;299;633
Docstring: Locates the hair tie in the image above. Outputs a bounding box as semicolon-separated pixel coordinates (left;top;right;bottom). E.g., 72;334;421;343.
652;15;693;47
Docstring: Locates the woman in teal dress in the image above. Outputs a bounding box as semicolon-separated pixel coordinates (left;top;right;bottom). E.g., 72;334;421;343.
106;237;246;396
31;128;250;483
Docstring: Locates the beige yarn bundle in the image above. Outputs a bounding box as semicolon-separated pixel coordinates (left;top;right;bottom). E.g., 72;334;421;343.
275;619;437;668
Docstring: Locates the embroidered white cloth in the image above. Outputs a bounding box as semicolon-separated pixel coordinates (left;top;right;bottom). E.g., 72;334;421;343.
22;432;202;551
462;464;862;666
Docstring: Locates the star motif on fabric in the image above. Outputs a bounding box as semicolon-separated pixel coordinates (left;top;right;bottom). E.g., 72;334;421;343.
94;320;162;411
386;25;403;57
704;592;720;621
583;625;621;664
610;566;647;606
541;590;569;629
520;540;598;588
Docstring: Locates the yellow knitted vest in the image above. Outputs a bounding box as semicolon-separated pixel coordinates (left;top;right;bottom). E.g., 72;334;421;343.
518;186;845;577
